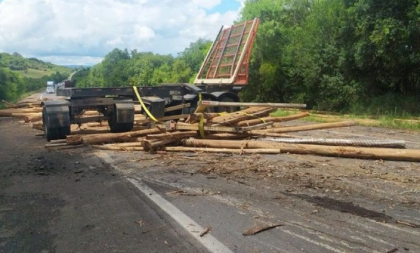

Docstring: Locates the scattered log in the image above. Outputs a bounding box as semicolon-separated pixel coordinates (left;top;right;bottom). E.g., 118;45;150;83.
32;123;44;131
23;113;42;123
183;138;420;162
164;147;281;154
204;133;253;139
186;113;219;123
259;137;406;148
251;121;356;134
91;145;144;151
237;112;310;127
66;127;164;145
146;131;198;140
211;107;276;125
142;131;197;151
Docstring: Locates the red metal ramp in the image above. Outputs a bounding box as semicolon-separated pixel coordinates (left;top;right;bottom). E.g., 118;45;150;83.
194;18;259;85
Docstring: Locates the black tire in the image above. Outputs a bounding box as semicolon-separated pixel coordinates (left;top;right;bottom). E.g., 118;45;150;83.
43;108;57;141
216;96;239;113
58;126;71;139
187;93;217;114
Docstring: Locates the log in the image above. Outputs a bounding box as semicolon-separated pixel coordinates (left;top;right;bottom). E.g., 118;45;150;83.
23;113;42;123
259;137;406;148
142;131;198;151
91;145;144;151
146;131;198;140
237;112;310;127
186;113;220;123
164;147;281;154
142;139;178;151
204;133;253;139
182;138;420;162
32;123;44;131
66;127;164;145
211;107;276;125
251;121;356;134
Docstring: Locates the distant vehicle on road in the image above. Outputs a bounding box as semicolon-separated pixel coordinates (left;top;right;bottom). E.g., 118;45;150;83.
46;80;55;94
46;86;55;94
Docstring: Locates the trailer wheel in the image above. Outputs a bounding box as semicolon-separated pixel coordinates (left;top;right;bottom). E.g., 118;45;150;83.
58;126;71;139
216;97;238;113
188;93;217;113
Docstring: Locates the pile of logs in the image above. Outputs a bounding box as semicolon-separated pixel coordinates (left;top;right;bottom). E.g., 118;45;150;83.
1;99;420;162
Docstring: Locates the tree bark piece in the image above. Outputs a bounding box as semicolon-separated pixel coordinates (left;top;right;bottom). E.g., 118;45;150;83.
237;112;310;127
183;138;420;162
242;224;284;236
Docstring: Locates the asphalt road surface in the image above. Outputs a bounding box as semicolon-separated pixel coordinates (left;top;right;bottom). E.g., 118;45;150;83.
0;117;209;253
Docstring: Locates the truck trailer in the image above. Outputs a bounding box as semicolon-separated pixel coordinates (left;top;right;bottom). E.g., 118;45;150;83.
41;18;260;141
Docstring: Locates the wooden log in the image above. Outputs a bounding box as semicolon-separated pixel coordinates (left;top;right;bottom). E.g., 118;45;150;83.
91;145;144;151
186;113;220;123
203;133;253;139
251;121;356;134
259;137;406;148
183;138;420;162
237;112;310;127
66;127;163;145
23;113;42;123
142;139;178;151
211;107;276;125
146;131;198;140
164;146;281;154
32;123;44;131
142;130;197;151
85;122;107;127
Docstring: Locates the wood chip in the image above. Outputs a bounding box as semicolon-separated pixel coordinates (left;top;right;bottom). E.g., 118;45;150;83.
200;226;212;237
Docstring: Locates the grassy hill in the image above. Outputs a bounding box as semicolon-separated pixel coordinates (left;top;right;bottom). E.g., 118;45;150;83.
0;52;72;78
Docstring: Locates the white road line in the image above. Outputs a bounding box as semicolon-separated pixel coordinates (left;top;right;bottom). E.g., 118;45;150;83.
96;151;233;253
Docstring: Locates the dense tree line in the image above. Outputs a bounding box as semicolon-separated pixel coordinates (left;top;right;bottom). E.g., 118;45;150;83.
73;0;420;114
240;0;420;113
73;39;211;87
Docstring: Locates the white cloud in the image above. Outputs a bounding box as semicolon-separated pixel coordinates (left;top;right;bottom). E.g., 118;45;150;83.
0;0;243;65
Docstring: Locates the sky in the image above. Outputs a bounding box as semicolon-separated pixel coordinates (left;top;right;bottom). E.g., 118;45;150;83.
0;0;244;66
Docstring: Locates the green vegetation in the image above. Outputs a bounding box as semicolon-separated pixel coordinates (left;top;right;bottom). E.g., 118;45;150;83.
0;52;72;106
239;0;420;117
72;39;211;88
272;108;420;131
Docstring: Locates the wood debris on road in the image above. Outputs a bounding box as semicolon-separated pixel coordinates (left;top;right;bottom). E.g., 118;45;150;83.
2;99;418;162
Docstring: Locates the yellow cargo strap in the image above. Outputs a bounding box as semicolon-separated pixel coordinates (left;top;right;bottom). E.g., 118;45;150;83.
132;86;159;122
195;93;206;137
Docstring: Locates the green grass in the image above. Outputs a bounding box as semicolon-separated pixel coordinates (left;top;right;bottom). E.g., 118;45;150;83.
16;68;51;78
271;109;420;131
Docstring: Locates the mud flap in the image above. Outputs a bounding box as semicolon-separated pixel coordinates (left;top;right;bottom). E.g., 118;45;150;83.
42;100;71;128
114;99;134;123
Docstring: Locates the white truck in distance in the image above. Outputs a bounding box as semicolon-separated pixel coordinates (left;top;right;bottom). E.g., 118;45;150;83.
46;81;55;94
